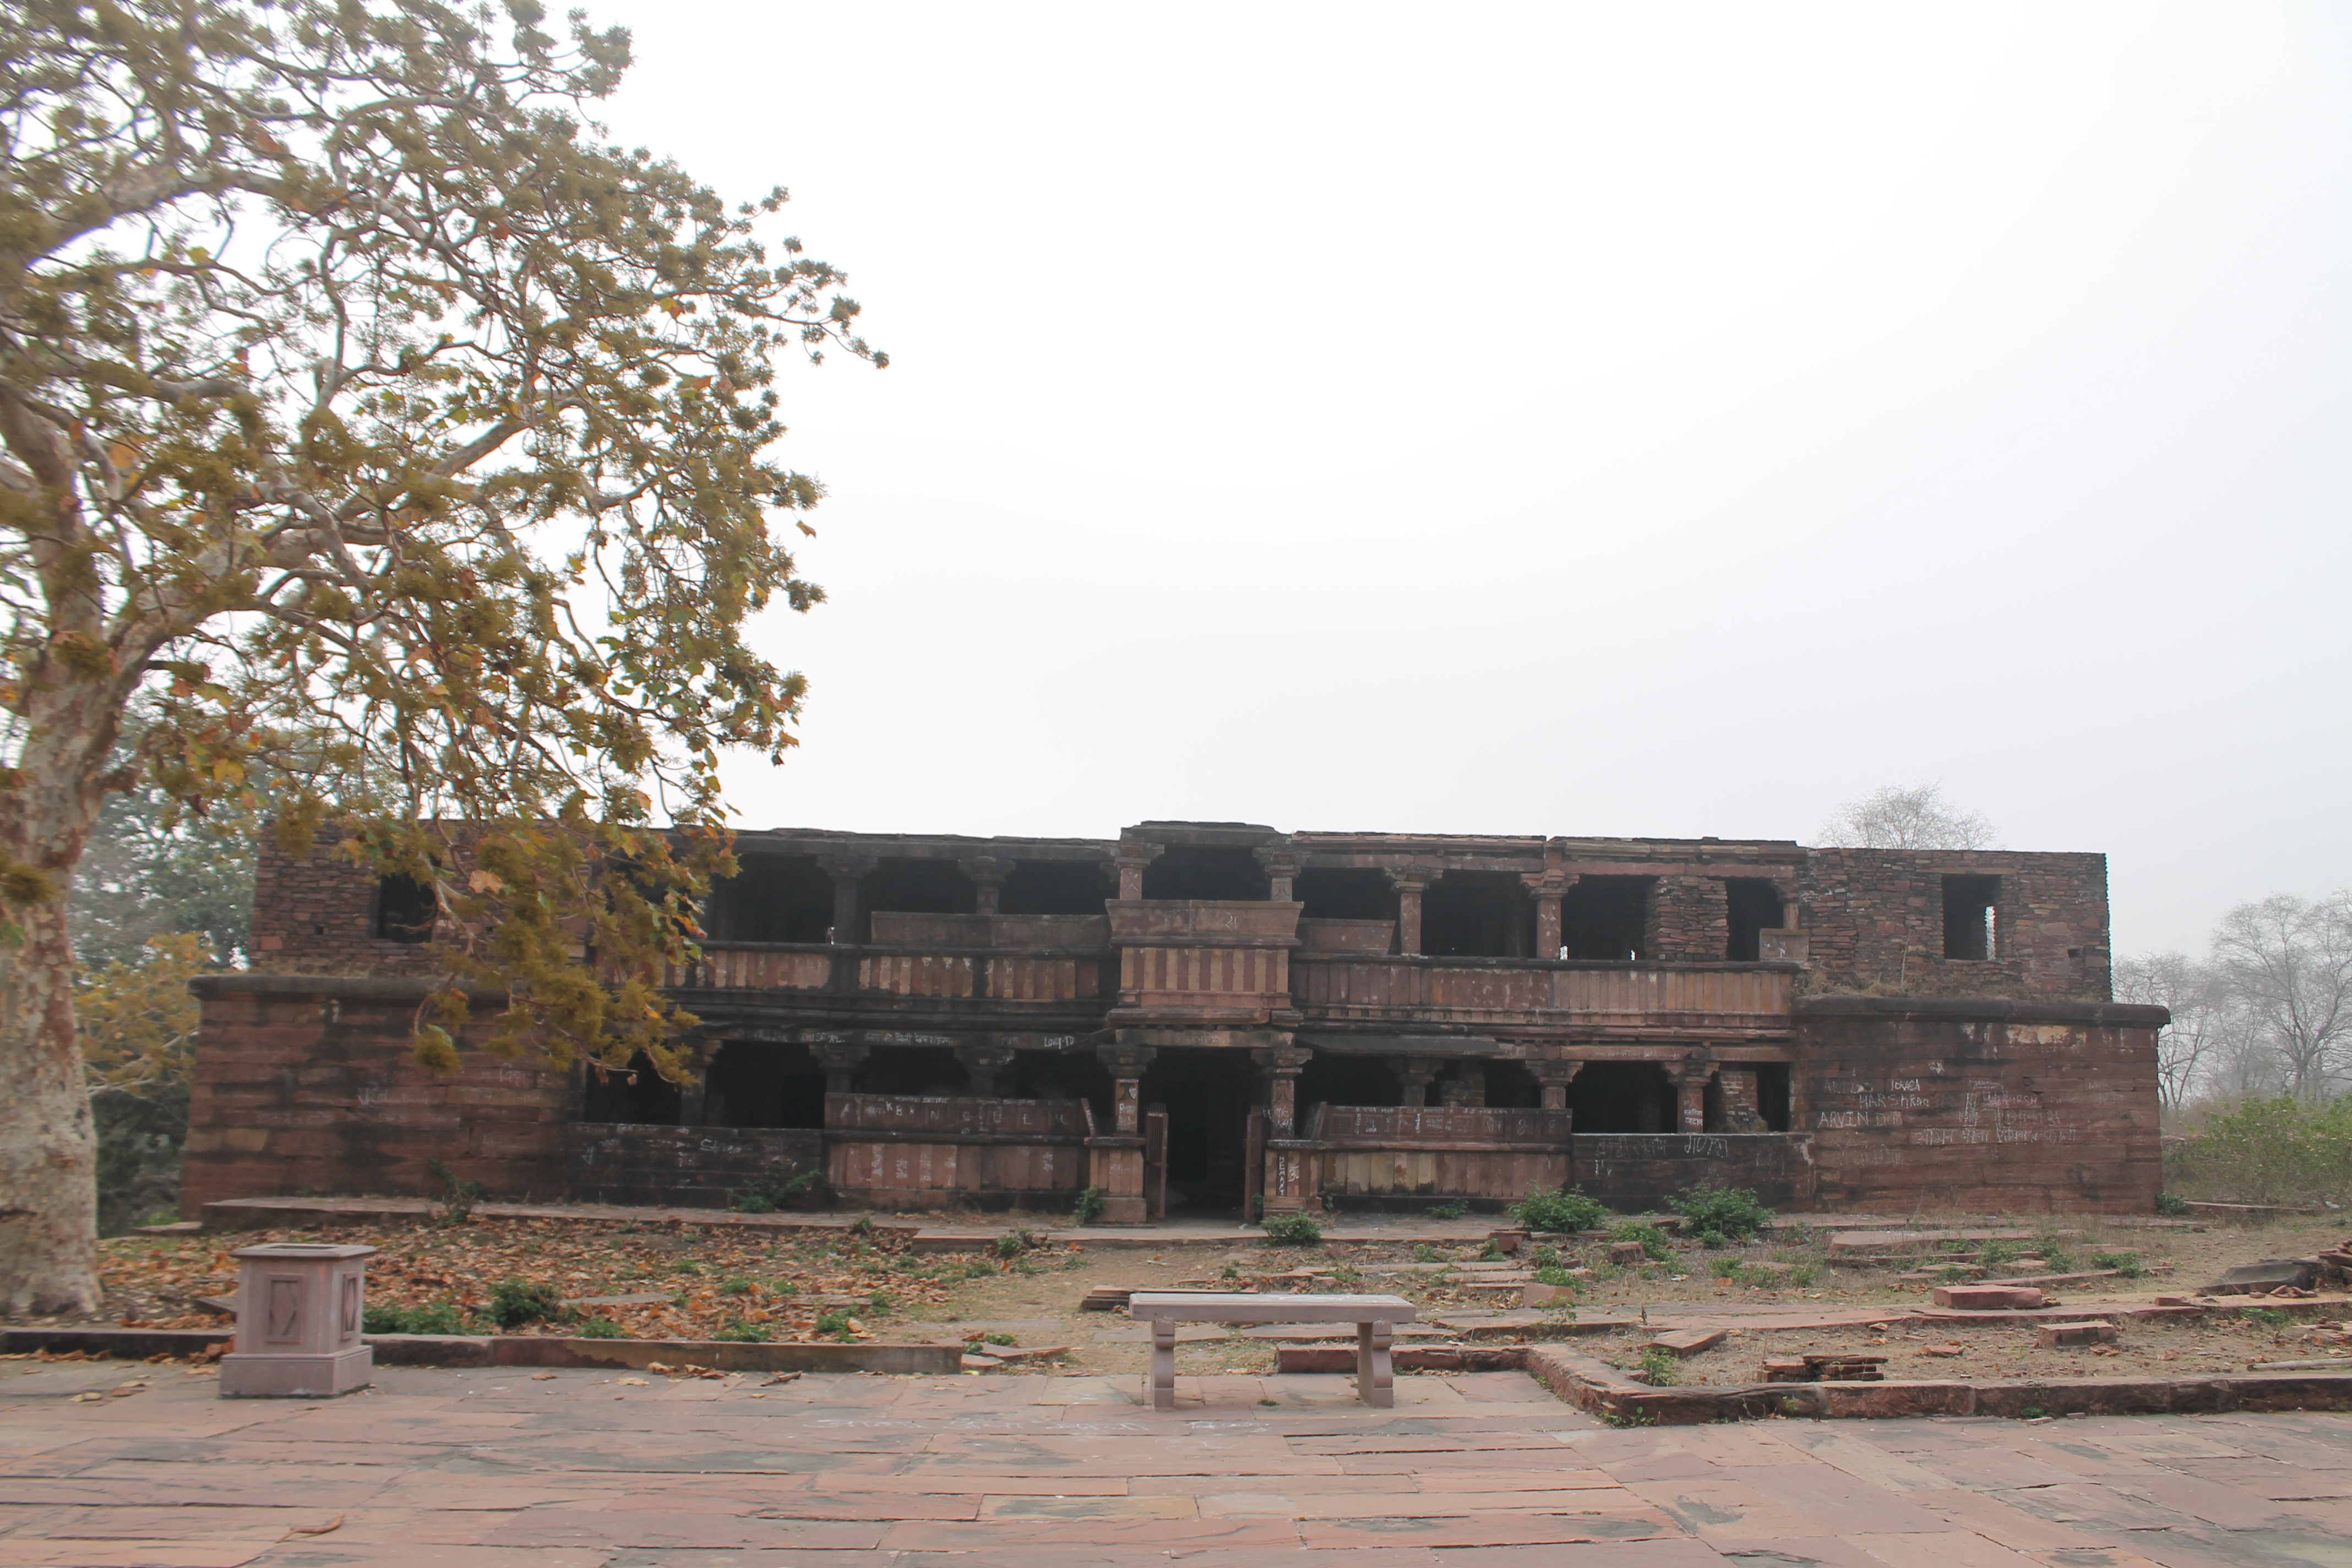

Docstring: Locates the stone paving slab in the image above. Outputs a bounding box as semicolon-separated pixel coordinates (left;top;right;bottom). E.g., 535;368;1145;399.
4;1361;2352;1564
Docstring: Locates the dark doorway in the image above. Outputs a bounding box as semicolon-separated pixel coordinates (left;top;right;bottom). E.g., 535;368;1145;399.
1142;847;1268;902
703;1042;826;1129
582;1054;683;1125
1482;1060;1541;1108
1001;861;1109;916
1423;872;1533;956
1724;879;1785;962
1562;876;1652;960
1756;1063;1792;1132
1013;1049;1109;1108
1144;1048;1259;1214
1942;875;2000;960
1296;868;1395;922
1297;1051;1399;1118
1567;1061;1674;1133
856;1046;966;1097
709;855;834;943
865;858;977;918
373;875;437;942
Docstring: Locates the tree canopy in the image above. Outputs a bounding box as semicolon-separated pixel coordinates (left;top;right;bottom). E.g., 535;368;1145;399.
1815;781;1998;851
0;0;882;1311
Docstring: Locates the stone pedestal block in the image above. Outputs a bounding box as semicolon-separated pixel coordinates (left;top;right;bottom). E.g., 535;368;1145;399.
220;1243;376;1399
1086;1137;1148;1225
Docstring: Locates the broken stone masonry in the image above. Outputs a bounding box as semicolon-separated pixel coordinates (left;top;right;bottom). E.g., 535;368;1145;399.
184;820;2164;1221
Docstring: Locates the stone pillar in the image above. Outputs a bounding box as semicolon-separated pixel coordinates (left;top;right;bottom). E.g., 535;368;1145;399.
219;1243;376;1398
955;1042;1017;1098
1674;1055;1714;1134
819;853;876;944
1394;1054;1441;1107
1528;1058;1584;1113
676;1041;710;1127
1097;1041;1156;1135
1521;871;1576;959
1255;847;1300;904
813;1039;869;1096
1252;1042;1314;1136
968;855;1004;916
1113;842;1159;902
1714;1065;1766;1133
1385;868;1432;955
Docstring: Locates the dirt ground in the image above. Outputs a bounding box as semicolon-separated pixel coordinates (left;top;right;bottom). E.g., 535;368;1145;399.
79;1209;2352;1385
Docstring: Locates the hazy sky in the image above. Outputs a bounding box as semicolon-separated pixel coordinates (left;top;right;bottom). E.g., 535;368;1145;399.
588;2;2352;957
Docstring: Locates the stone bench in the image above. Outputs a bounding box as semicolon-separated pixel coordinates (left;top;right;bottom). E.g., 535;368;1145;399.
1129;1291;1416;1409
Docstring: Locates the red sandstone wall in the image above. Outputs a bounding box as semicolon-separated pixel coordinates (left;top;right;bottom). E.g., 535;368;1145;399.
248;839;442;976
1796;998;2162;1213
1796;850;2110;1001
181;979;571;1212
1643;875;1730;962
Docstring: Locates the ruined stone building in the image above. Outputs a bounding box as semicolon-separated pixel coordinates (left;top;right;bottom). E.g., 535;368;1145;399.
181;821;2165;1220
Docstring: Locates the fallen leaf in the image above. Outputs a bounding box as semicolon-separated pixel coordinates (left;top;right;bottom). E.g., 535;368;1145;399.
617;1377;650;1386
281;1515;345;1540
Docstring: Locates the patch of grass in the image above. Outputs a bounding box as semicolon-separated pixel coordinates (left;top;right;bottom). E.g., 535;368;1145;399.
713;1321;770;1342
2155;1191;2191;1216
1635;1347;1680;1386
1426;1201;1467;1221
1259;1214;1324;1246
1533;1265;1579;1289
488;1280;565;1330
364;1299;466;1336
1788;1262;1822;1288
575;1317;623;1339
983;1332;1016;1346
868;1291;892;1311
672;1260;701;1276
1978;1238;2027;1270
1608;1221;1674;1261
995;1229;1038;1259
2034;1238;2077;1272
2089;1251;2144;1278
1073;1185;1107;1224
2245;1308;2294;1330
1511;1186;1609;1234
1708;1254;1744;1279
718;1277;754;1296
814;1309;853;1336
1413;1244;1441;1263
1667;1183;1773;1244
1529;1244;1561;1269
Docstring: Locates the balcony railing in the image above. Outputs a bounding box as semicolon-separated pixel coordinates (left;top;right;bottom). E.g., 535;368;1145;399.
671;942;1101;1003
1291;955;1794;1028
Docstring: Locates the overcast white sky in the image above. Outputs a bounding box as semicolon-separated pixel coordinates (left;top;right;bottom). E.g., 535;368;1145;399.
589;2;2352;957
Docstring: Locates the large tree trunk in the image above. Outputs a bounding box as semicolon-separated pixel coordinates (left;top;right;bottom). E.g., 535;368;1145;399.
0;705;112;1316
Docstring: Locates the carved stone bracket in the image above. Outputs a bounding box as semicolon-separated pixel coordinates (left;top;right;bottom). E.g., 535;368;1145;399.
1527;1058;1585;1112
1254;846;1302;903
965;854;1005;916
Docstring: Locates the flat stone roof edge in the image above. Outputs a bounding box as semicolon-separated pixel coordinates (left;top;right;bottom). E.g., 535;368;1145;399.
1796;995;2169;1026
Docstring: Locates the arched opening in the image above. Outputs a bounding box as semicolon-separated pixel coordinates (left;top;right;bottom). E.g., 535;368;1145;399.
1562;876;1651;960
1141;847;1269;902
1567;1061;1674;1133
1423;871;1532;957
1000;861;1109;916
703;1042;826;1129
709;854;833;943
1296;868;1396;921
864;858;977;917
1725;879;1785;961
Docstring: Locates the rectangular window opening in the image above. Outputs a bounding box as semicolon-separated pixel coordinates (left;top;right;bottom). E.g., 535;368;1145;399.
1941;874;2000;961
1724;879;1784;962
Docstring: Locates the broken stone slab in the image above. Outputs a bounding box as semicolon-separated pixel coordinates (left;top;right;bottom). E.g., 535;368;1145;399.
1648;1328;1726;1358
1522;1282;1574;1308
1608;1242;1649;1266
2037;1320;2121;1348
1981;1271;2122;1289
967;1343;1070;1364
2202;1259;2319;1295
1933;1284;2047;1310
1920;1343;1967;1358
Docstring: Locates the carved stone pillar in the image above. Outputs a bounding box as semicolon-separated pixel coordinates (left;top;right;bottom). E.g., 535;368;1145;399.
955;1042;1017;1098
813;1039;869;1097
1254;847;1301;904
1521;871;1577;959
1097;1042;1157;1135
1528;1058;1584;1113
1394;1054;1441;1107
1714;1065;1766;1133
819;853;876;944
1252;1042;1315;1137
1385;868;1433;955
1674;1053;1715;1134
967;855;1004;917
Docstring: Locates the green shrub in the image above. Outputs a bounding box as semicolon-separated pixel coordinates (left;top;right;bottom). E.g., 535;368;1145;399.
1978;1238;2026;1270
1667;1183;1773;1243
1412;1244;1440;1263
366;1299;467;1336
983;1331;1016;1346
1708;1254;1743;1280
2089;1251;2144;1278
2165;1096;2352;1206
1696;1230;1728;1250
729;1166;822;1214
718;1277;754;1296
426;1158;484;1228
1529;1244;1561;1268
995;1229;1037;1259
576;1317;623;1339
1426;1201;1467;1221
1533;1265;1579;1288
1511;1186;1608;1233
1635;1347;1680;1386
1260;1214;1324;1246
867;1291;892;1311
2246;1308;2294;1330
1608;1221;1673;1261
673;1260;701;1276
488;1280;565;1329
1073;1185;1107;1224
2155;1191;2191;1216
714;1321;770;1342
2033;1238;2076;1272
1788;1263;1822;1288
361;1303;405;1335
814;1309;853;1335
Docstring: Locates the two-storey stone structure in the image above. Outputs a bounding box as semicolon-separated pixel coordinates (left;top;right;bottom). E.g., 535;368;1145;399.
182;820;2164;1219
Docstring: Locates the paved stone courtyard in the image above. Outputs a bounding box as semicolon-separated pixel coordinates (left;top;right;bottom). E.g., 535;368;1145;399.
3;1360;2351;1566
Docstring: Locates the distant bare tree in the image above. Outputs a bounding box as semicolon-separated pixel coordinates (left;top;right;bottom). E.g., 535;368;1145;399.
1816;782;1999;850
2114;951;2236;1110
2209;893;2352;1101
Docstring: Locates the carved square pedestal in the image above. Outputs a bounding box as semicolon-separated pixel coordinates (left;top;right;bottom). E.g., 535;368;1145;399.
218;1243;377;1399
